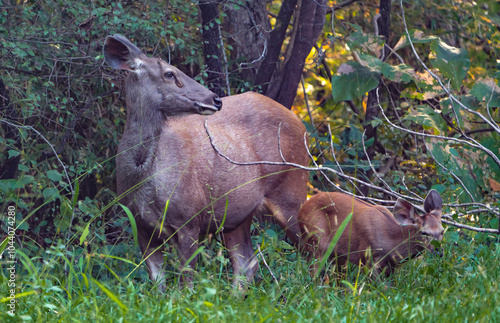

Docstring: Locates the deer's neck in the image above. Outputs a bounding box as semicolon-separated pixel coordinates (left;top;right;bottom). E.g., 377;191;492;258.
122;100;165;172
394;226;426;260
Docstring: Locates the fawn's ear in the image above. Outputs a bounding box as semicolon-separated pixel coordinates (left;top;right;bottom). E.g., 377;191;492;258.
393;198;417;226
104;34;144;71
424;189;443;218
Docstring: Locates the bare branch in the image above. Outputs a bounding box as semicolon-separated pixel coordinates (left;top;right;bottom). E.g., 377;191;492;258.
375;88;500;167
399;0;500;136
204;119;499;234
442;219;499;234
425;143;475;203
258;245;279;285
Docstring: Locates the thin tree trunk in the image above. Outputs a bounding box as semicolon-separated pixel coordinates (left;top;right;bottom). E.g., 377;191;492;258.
265;0;327;109
255;0;298;94
199;0;227;97
364;0;392;154
0;79;20;180
223;0;270;84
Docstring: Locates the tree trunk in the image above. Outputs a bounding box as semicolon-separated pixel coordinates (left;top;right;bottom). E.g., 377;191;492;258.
0;79;21;180
364;0;392;155
201;0;326;108
223;0;271;84
265;0;327;109
199;0;227;97
255;0;298;94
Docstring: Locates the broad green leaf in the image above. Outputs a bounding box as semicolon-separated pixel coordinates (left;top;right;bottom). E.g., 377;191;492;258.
8;150;20;159
382;63;416;83
431;184;445;194
440;95;478;129
449;148;459;157
18;164;29;172
332;62;380;102
358;53;383;71
394;29;438;51
404;105;447;134
47;170;62;182
0;175;34;192
440;96;464;114
480;135;500;182
426;139;482;203
470;78;500;107
42;188;60;201
430;39;470;89
347;26;384;55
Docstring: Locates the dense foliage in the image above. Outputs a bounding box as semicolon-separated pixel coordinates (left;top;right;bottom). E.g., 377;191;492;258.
1;0;499;321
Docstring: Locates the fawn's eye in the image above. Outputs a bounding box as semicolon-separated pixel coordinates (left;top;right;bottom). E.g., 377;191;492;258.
164;71;174;79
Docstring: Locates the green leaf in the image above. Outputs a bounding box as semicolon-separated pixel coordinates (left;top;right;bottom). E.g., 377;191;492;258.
404;105;447;134
469;78;500;107
358;53;383;71
72;178;80;209
394;29;438;51
42;188;60;201
382;63;416;83
440;95;480;129
347;27;384;55
18;164;30;172
279;240;295;250
449;148;459;156
331;62;381;102
441;95;479;113
431;184;445;194
80;223;90;245
430;39;470;89
47;170;62;182
8;150;20;159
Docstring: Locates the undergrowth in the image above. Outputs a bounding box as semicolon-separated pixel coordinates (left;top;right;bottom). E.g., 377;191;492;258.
1;227;499;322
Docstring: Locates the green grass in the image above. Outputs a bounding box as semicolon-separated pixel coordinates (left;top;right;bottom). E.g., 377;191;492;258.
1;229;499;322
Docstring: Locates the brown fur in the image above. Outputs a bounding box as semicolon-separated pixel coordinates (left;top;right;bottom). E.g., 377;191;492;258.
104;35;308;289
298;190;443;277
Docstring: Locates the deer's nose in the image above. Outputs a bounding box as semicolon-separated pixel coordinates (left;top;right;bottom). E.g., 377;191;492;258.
213;97;222;110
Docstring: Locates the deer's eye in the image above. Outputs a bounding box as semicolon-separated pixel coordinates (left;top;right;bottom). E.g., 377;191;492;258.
164;71;174;79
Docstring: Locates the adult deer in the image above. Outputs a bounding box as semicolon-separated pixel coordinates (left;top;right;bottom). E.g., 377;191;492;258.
103;34;308;289
299;190;444;278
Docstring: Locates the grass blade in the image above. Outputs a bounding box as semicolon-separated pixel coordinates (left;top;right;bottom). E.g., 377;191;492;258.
215;195;229;234
181;246;205;273
313;212;353;281
159;199;170;237
119;203;139;247
92;278;128;313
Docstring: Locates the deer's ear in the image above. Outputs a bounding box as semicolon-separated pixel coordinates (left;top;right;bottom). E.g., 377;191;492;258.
393;198;416;226
104;34;144;71
424;189;443;218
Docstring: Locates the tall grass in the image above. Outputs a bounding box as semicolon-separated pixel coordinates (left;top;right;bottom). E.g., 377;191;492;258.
1;228;499;322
